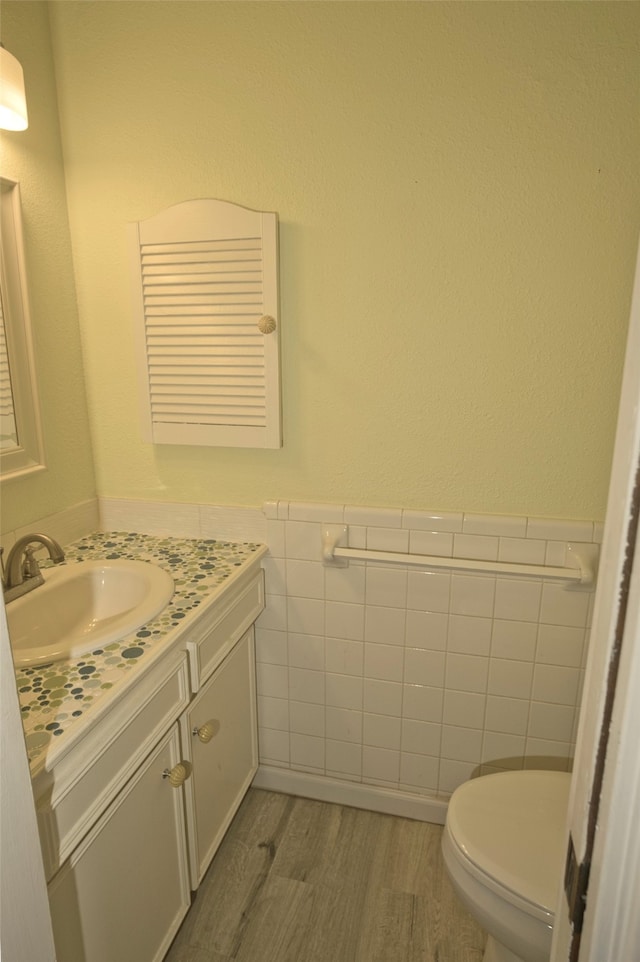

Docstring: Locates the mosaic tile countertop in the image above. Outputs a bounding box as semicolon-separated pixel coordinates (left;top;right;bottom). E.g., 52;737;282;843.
14;531;266;774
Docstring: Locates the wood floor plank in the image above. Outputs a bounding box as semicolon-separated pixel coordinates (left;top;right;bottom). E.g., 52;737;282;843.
269;796;347;883
166;790;296;958
383;814;445;896
232;874;315;962
353;887;417;962
164;788;487;962
165;949;230;962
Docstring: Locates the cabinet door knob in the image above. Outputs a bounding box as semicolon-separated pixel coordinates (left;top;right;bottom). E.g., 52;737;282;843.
258;314;277;334
192;719;219;744
162;762;191;788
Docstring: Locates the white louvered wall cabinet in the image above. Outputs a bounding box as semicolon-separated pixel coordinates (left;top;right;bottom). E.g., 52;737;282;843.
130;199;281;448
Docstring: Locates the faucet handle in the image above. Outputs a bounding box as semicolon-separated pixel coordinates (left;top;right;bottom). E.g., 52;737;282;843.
22;546;42;579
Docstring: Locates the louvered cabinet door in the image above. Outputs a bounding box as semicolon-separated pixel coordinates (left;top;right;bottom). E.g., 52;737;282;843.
130;198;281;448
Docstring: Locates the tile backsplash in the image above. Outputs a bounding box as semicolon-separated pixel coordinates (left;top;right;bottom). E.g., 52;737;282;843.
4;494;599;810
255;500;600;800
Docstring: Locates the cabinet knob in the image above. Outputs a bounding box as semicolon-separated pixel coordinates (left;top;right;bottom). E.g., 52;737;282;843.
192;719;219;744
258;314;277;334
162;762;191;788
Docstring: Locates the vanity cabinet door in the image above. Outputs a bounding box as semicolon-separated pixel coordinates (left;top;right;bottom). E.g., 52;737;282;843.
182;629;258;887
47;723;191;962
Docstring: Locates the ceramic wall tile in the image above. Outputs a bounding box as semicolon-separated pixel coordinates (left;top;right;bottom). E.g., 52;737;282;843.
498;537;546;565
493;578;542;622
453;533;499;561
490;620;538;661
364;643;404;683
400;753;440;792
257;696;289;731
59;497;601;800
404;648;446;687
365;565;408;608
441;725;483;763
484;695;529;736
325;601;365;641
407;570;452;613
526;518;594;542
405;610;449;650
363;678;403;716
443;690;487;729
447;615;492;656
327;673;364;711
255;628;289;665
363;713;402;750
326;739;362;776
325;638;364;676
86;496;602;799
450;574;496;618
286;559;325;599
288;502;344;523
402;510;463;533
326;706;363;743
325;563;366;603
364;605;406;646
290;700;325;737
402;684;444;723
487;658;534;699
287;597;325;635
285;521;322;561
258;728;290;763
401;718;442;757
362;746;401;783
366;526;410;553
408;529;454;557
288;632;325;671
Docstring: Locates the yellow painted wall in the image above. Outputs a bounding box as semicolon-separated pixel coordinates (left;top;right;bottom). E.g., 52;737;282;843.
8;1;640;523
0;1;96;534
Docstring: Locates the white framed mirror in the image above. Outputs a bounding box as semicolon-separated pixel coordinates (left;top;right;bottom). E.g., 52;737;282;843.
0;178;45;481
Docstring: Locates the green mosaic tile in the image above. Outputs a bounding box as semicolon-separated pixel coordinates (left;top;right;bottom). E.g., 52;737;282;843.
16;531;264;769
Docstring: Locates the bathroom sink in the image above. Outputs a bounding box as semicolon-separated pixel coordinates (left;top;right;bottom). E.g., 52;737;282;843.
7;560;175;668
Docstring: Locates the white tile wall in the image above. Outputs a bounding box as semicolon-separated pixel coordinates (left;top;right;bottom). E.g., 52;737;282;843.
99;498;267;543
256;500;600;798
1;499;100;552
47;495;595;802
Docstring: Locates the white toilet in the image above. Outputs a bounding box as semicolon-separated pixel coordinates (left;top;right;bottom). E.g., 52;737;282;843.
441;770;571;962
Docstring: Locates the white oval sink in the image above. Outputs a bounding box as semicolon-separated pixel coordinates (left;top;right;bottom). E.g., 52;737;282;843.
7;560;175;668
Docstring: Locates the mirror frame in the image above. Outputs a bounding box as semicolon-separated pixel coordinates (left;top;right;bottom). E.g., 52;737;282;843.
0;178;45;481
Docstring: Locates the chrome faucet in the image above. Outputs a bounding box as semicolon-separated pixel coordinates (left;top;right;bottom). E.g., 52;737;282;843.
2;533;66;603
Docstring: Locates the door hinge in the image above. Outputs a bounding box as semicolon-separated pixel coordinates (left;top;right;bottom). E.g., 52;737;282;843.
564;833;590;935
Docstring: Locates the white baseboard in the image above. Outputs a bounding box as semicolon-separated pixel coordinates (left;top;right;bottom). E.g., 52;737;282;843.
252;765;448;825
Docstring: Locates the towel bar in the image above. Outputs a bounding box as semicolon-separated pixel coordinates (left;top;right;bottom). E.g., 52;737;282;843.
321;525;597;587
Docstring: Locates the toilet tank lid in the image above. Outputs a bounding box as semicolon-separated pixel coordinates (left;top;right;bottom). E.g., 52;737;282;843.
446;770;572;913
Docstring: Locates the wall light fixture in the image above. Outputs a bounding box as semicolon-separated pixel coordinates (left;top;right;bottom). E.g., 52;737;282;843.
0;44;28;131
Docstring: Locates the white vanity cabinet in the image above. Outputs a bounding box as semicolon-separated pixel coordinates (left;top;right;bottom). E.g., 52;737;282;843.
181;629;258;888
180;567;264;888
38;648;193;962
47;723;191;962
37;561;265;962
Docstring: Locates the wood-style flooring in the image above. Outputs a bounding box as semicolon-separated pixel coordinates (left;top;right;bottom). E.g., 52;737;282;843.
165;788;486;962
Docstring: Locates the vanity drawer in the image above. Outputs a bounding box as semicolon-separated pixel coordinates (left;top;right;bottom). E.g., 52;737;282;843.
37;649;190;881
186;568;264;691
